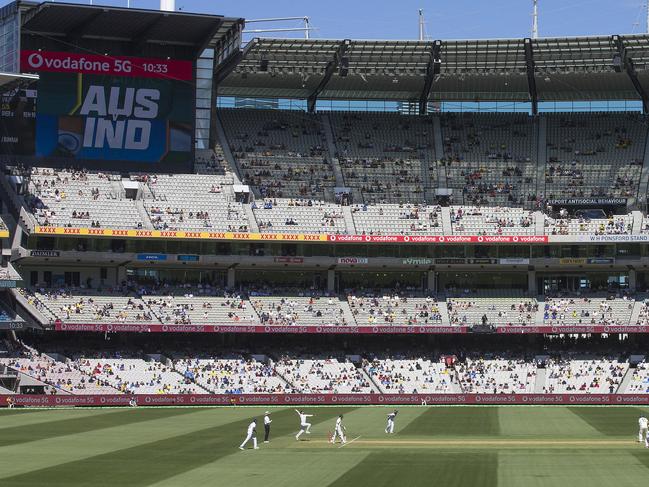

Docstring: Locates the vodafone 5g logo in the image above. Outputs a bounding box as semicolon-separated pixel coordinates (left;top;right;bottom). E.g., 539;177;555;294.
27;53;44;68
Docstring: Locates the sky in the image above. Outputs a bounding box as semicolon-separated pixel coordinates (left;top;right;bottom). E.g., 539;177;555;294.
8;0;649;41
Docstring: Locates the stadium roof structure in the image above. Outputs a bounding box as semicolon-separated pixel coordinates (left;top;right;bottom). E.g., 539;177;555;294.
216;35;649;113
16;1;244;59
0;72;38;91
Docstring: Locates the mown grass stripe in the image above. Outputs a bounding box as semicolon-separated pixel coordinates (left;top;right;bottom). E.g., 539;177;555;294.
0;407;201;448
567;407;647;437
1;407;357;487
399;406;500;437
0;409;42;417
326;451;498;487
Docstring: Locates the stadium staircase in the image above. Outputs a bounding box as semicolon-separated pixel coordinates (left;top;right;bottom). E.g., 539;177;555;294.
109;179;124;198
616;367;635;393
270;360;296;391
244;203;261;233
438;297;452;327
636;124;649;209
360;367;382;393
533;211;545;235
448;373;462;393
534;298;545;325
320;114;346;189
630;297;646;326
339;301;358;328
169;361;214;393
212;145;233;178
341;206;356;234
134;200;154;230
631;210;644;234
440;207;453;236
431;115;447;189
533;367;547;393
214;112;245;185
535;115;548;201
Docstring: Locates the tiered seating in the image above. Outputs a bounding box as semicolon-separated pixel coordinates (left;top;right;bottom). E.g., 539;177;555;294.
25;168;143;229
440;113;537;206
543;295;634;326
0;302;22;324
365;358;453;393
456;358;537;393
450;206;535;235
0;353;119;394
253;199;347;234
275;357;373;393
347;293;443;326
544;113;646;200
144;294;257;325
145;174;249;232
174;357;289;393
194;147;230;175
448;293;538;326
17;288;59;323
330;112;434;203
19;286;649;330
351;203;443;235
545;214;632;235
543;358;627;393
220;108;335;199
637;301;649;325
251;294;350;326
625;362;649;393
33;290;157;324
77;358;202;394
0;263;21;281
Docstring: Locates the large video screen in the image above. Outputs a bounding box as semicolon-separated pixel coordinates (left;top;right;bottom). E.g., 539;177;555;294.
0;85;37;156
20;50;194;163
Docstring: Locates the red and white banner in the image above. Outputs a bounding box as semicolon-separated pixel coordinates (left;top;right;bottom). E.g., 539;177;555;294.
495;325;649;334
53;323;469;334
53;323;649;334
326;235;548;244
3;393;649;407
21;50;193;81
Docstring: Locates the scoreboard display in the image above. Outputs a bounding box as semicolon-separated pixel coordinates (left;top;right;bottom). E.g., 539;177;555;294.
10;50;195;164
0;86;37;156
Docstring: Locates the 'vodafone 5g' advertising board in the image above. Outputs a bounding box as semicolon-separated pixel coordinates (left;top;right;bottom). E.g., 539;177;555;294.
20;50;194;163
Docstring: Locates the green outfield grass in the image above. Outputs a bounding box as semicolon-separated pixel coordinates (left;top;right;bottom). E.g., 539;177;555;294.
1;405;649;486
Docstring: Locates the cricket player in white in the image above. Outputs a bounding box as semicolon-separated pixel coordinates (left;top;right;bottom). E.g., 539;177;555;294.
295;409;314;440
239;419;259;450
263;411;272;443
639;416;649;445
331;415;346;444
385;410;398;434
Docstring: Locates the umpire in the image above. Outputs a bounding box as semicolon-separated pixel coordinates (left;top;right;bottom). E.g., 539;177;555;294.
264;411;272;443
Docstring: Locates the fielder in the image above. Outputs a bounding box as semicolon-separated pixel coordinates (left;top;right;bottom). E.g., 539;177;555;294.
331;415;347;444
385;410;398;434
295;409;314;440
640;415;648;445
263;411;272;443
239;419;259;450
